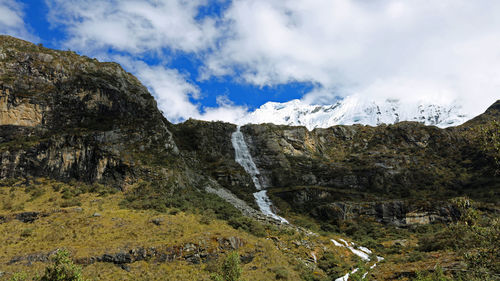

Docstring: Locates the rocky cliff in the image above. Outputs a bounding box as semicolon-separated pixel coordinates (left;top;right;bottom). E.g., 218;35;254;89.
0;35;178;184
171;102;499;225
1;35;498;226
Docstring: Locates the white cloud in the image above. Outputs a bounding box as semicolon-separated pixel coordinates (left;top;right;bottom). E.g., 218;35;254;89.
111;56;248;123
198;95;248;123
45;0;219;54
45;0;500;121
204;0;500;115
112;56;201;123
45;0;247;123
0;0;36;41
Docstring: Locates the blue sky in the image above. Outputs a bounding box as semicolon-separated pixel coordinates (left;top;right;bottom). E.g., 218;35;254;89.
1;0;499;123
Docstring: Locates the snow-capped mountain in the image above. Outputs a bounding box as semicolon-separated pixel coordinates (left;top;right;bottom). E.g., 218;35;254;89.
238;96;468;130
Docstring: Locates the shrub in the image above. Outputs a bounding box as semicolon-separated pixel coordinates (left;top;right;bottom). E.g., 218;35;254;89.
27;187;45;202
200;209;216;225
60;198;82;208
36;249;86;281
413;266;451;281
61;187;73;200
270;266;289;280
9;272;28;281
228;216;266;237
211;252;242;281
21;228;33;238
317;252;346;278
406;251;427;262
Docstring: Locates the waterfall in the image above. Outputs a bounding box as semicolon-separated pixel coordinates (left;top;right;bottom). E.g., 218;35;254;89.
231;126;288;223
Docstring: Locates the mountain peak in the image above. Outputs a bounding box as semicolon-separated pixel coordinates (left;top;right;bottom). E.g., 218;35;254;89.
238;96;468;130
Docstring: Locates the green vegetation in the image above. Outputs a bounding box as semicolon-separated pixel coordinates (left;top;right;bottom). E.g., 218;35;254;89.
0;178;328;281
36;249;86;281
8;250;85;281
120;179;266;236
317;252;348;278
474;120;500;174
413;266;451;281
211;252;243;281
415;197;499;280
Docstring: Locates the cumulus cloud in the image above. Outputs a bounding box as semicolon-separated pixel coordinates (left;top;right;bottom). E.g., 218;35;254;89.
0;0;36;41
198;95;249;123
46;0;245;123
110;56;200;122
112;56;247;123
205;0;500;115
45;0;219;54
45;0;500;121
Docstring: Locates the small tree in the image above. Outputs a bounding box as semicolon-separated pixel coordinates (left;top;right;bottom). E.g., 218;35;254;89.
36;249;85;281
211;252;242;281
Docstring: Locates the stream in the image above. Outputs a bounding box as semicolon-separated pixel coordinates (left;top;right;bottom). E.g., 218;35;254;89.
231;126;382;280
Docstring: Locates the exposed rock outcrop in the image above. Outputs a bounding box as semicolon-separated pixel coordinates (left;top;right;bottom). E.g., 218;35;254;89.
0;36;178;185
171;104;499;224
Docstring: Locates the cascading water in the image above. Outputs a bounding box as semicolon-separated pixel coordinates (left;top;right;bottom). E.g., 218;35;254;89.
231;126;288;223
231;125;382;279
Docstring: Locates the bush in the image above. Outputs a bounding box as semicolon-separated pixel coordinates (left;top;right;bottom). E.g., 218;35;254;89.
317;252;346;278
228;216;266;237
21;228;33;238
270;266;289;280
60;198;82;208
200;209;216;225
211;252;242;281
413;266;451;281
36;249;86;281
406;251;427;262
9;272;28;281
27;187;45;201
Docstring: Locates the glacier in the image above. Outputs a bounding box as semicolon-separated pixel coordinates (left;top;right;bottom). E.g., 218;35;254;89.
238;95;468;130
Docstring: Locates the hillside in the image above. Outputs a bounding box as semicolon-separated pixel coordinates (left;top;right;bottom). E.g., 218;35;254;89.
0;36;499;281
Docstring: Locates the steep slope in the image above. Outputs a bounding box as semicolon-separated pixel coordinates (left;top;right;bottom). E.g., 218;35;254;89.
173;101;499;225
239;96;468;130
0;36;376;281
171;103;499;280
1;35;498;280
0;35;178;184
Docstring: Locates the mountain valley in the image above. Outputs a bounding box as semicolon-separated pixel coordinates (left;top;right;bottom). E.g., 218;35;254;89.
0;36;499;281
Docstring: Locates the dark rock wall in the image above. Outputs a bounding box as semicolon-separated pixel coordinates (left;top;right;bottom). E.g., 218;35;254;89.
0;36;178;184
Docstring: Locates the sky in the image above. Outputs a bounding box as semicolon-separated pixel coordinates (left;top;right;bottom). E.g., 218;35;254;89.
1;0;499;123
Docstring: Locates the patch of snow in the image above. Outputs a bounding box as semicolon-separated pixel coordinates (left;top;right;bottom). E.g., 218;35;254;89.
347;246;370;261
358;246;372;254
331;239;344;247
238;95;468;130
311;252;317;263
335;272;350;281
339;238;350;247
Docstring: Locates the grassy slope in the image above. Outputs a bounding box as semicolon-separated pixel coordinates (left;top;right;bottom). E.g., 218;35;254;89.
0;178;365;281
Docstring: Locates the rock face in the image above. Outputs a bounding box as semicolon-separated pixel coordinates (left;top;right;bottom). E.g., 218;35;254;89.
0;89;43;126
0;35;498;227
291;198;461;226
171;103;499;224
0;36;178;184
